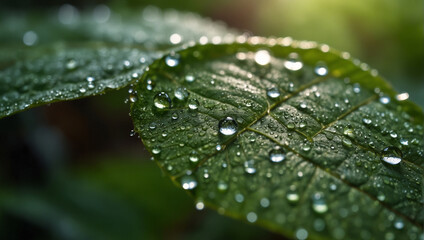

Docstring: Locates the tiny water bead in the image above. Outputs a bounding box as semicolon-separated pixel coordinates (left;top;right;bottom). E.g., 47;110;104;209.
284;53;303;71
244;160;256;174
165;54;180;67
269;147;286;163
381;147;402;165
188;99;199;110
185;75;195;83
314;62;328;76
218;117;238;136
379;96;390;105
181;176;197;190
267;87;280;99
153;92;171;109
195;201;205;210
312;192;328;214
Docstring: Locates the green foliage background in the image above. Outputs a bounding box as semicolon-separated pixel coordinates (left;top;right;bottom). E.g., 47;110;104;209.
0;0;422;239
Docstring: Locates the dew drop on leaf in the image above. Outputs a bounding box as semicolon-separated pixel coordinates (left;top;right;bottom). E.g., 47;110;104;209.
153;92;171;109
188;98;199;110
254;50;271;65
314;62;328;76
267;87;280;99
165;54;180;67
269;147;286;163
312;192;328;214
381;146;402;165
379;96;390;105
246;212;258;223
244;160;256;174
181;176;197;190
174;87;189;101
218;117;238;136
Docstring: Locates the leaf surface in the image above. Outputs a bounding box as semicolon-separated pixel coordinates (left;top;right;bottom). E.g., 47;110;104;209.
0;7;237;118
131;37;424;240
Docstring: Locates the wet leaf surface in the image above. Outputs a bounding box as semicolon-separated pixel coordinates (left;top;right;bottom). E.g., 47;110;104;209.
0;7;237;118
131;37;424;240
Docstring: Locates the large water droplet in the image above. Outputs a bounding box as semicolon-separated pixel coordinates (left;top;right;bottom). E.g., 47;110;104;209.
284;53;303;71
165;54;180;67
267;87;280;99
254;50;271;65
312;192;328;214
181;176;197;190
153;92;171;109
314;62;328;76
269;147;286;163
218;117;238;136
381;147;402;165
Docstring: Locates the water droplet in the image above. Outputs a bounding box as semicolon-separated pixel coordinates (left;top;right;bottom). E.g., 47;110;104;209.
342;138;352;147
217;181;228;191
86;76;95;83
286;186;299;204
129;92;138;103
174;87;189;101
189;151;199;163
171;112;179;120
299;102;307;109
181;176;197;190
219;117;238;136
353;83;361;93
260;198;270;208
188;99;199;110
390;132;398;138
165;54;180;67
255;50;271;65
23;31;38;46
362;118;372;125
152;147;161;155
195;201;204;210
79;88;86;93
235;193;244;203
287;123;295;129
169;33;182;44
312;192;328;214
377;193;386;201
269;147;286;163
284;53;303;71
381;147;402;165
185;75;195;83
314;62;328;76
267;87;280;99
400;139;408;146
66;59;78;70
244;160;256;174
396;92;409;101
379;96;390;105
302;144;311;152
343;127;355;138
216;144;222;151
394;219;404;229
295;228;308;240
246;212;257;223
153;92;171;109
123;60;132;69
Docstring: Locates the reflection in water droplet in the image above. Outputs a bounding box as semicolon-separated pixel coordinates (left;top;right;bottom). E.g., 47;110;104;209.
66;59;78;70
390;132;398;138
79;88;86;93
314;62;328;76
188;99;199;110
174;87;189;101
181;176;197;190
312;192;328;214
254;50;271;65
267;87;280;99
287;185;299;204
396;92;409;101
362;118;372;125
284;53;303;71
153;92;171;109
171;112;179;120
381;146;402;165
400;139;408;146
165;54;180;67
343;127;355;138
218;117;238;136
269;147;286;163
129;92;138;103
299;102;307;109
244;160;256;174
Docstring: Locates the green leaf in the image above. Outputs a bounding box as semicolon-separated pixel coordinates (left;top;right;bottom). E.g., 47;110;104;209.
131;37;424;240
0;7;238;118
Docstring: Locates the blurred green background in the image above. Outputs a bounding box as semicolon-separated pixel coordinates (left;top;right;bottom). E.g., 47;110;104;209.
0;0;423;239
